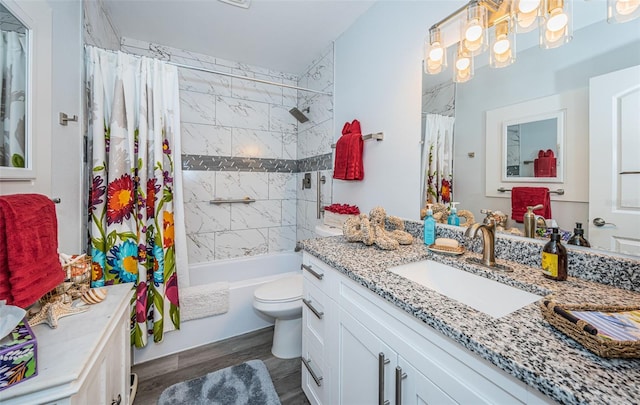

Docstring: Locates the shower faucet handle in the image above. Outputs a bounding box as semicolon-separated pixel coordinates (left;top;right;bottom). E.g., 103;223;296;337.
302;173;312;189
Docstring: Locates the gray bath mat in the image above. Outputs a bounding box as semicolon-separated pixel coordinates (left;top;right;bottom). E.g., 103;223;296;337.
157;359;281;405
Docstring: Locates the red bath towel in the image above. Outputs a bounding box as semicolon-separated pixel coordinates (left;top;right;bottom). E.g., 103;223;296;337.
333;121;352;180
0;194;64;308
345;119;364;180
511;187;552;223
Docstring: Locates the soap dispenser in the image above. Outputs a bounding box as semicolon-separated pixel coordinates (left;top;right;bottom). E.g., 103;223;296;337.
542;228;567;281
424;204;436;245
524;204;544;238
447;202;460;226
567;222;591;247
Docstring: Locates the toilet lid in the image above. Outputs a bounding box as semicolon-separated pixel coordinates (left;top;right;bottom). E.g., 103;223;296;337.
254;274;303;303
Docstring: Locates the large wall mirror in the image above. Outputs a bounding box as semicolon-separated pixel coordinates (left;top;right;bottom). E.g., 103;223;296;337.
421;4;640;255
0;0;52;193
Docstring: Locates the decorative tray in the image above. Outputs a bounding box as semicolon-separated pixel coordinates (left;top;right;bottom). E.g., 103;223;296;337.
427;244;465;256
541;301;640;358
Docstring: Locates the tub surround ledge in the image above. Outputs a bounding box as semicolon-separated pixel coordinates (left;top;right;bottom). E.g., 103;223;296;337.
298;231;640;405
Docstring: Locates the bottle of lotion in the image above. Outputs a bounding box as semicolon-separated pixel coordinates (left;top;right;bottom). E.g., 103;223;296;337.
447;202;460;226
542;228;567;281
424;204;436;245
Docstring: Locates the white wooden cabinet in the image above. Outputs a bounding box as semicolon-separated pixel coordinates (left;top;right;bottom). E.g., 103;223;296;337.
0;284;133;405
301;253;552;405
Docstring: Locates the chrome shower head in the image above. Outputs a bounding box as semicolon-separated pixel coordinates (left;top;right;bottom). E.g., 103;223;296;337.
289;107;310;123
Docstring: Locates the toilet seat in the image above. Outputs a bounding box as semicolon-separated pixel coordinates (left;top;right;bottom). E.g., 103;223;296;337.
254;274;302;304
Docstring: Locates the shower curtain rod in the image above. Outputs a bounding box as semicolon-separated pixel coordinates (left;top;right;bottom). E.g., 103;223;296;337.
168;61;333;96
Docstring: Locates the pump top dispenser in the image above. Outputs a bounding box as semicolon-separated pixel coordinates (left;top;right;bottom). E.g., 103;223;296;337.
567;222;591;247
542;228;567;281
424;204;436;245
447;202;460;226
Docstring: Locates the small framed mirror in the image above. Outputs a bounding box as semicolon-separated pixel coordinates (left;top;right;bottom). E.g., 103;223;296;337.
0;1;30;179
502;111;564;182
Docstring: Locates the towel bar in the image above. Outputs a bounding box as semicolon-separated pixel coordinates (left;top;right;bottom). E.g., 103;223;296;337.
210;197;255;205
497;187;564;195
331;132;383;148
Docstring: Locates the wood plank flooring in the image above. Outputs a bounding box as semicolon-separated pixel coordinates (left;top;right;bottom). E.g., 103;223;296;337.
132;326;310;405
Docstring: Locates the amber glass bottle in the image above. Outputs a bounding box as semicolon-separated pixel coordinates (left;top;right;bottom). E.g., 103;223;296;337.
541;228;567;281
567;222;591;247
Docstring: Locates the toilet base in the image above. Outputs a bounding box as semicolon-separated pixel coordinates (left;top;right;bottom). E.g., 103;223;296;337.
271;317;302;359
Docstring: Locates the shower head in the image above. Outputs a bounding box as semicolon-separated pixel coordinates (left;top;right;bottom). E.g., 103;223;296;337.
289;107;310;123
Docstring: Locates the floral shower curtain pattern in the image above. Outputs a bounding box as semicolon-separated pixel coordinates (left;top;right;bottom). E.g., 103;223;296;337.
421;114;455;207
0;30;26;168
86;46;181;348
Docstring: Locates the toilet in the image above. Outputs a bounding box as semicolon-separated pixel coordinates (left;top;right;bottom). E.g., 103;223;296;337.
253;224;342;359
253;274;304;359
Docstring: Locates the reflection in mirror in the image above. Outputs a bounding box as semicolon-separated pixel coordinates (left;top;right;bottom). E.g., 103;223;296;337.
0;3;27;168
504;112;562;181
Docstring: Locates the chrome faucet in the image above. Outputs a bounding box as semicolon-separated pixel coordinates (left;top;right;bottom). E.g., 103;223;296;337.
465;220;496;267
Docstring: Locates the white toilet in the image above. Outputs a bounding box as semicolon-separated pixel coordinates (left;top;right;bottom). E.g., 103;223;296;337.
253;274;304;359
253;224;342;359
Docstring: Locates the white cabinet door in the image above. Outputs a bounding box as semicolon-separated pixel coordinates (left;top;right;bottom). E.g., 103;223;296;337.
337;308;397;405
589;65;640;255
397;357;456;405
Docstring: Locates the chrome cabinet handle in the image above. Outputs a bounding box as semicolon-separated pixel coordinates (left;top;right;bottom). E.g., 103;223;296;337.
111;394;122;405
593;218;616;227
302;298;324;319
302;357;323;387
301;263;324;280
395;366;407;405
378;352;390;405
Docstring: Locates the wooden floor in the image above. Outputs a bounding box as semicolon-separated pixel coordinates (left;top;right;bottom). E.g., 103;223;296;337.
132;327;311;405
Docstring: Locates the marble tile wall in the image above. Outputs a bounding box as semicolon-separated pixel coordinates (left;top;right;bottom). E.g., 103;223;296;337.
123;38;300;263
82;0;120;50
296;44;335;241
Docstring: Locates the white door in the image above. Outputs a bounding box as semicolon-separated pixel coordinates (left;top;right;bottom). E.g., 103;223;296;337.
589;65;640;255
398;357;456;405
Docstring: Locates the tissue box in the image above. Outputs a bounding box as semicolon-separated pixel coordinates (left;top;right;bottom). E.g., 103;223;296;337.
0;317;38;391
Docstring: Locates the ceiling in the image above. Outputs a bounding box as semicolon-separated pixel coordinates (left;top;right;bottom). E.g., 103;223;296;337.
102;0;376;75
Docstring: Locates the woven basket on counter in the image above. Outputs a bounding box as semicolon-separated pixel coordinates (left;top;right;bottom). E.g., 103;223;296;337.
541;301;640;359
40;255;91;304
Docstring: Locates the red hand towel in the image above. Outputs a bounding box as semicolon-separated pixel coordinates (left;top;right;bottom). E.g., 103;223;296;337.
345;119;364;180
0;194;64;308
511;187;552;223
333;122;352;180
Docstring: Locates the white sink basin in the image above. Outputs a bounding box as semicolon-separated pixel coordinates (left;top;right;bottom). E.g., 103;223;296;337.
389;260;542;318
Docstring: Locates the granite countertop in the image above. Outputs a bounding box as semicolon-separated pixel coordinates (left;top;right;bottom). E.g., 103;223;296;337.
298;236;640;405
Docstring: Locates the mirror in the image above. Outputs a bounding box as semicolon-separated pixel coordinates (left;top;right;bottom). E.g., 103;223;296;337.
0;3;28;170
421;11;640;255
503;113;562;181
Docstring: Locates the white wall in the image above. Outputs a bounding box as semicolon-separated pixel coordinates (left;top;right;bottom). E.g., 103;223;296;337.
50;0;84;253
333;1;464;220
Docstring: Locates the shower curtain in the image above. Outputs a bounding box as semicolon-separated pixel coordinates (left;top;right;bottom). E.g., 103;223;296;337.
86;46;184;348
0;30;26;167
421;114;455;208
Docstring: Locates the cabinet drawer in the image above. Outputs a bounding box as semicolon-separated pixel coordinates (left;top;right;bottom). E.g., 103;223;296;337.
303;277;330;355
301;339;329;405
302;253;337;295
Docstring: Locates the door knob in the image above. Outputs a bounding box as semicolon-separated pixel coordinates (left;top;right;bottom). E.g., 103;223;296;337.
593;218;616;227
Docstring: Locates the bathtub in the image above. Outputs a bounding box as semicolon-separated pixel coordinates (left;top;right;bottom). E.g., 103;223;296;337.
133;251;302;365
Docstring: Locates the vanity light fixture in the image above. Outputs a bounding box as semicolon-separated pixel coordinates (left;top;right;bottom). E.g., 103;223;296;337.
424;0;638;81
607;0;640;23
454;42;474;82
424;27;447;74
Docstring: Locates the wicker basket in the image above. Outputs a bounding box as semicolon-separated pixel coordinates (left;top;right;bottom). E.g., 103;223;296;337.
40;255;91;304
540;301;640;358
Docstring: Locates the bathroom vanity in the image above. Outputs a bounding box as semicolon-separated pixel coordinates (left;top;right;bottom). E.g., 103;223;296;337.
299;235;640;405
0;284;132;405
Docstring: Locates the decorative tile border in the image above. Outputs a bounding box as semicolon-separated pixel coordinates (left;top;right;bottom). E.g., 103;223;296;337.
182;153;333;173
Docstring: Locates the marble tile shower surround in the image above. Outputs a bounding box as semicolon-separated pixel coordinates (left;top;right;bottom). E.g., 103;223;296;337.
83;0;120;50
422;81;456;118
123;38;334;263
402;221;640;292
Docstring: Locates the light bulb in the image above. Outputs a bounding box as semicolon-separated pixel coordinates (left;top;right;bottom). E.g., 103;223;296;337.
465;20;483;42
518;0;541;13
493;38;511;55
546;8;568;32
456;57;470;71
616;0;640;15
428;44;444;62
